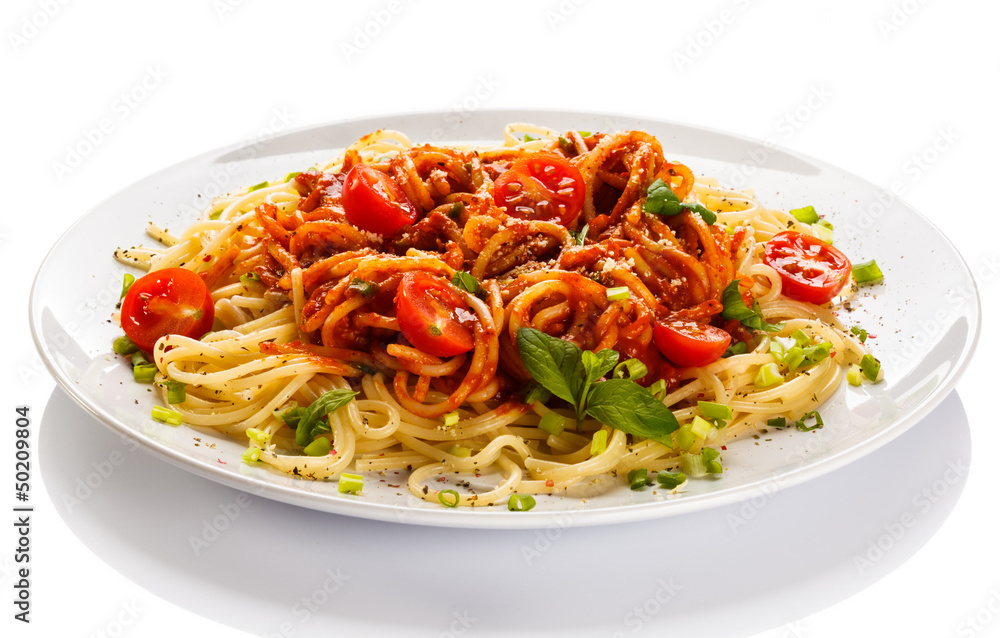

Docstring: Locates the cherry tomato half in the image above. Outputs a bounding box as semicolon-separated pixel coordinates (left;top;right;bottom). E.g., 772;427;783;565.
395;272;476;358
762;231;852;305
493;152;585;226
342;163;418;236
653;321;732;368
120;268;215;353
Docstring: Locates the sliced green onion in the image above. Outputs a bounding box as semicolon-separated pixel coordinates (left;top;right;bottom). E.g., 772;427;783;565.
151;405;182;426
507;493;536;511
209;209;224;220
674;426;696;452
438;489;460;508
627;468;652;490
790;329;812;347
578;130;591;137
245;428;269;444
447;445;472;458
113;335;139;355
850;326;868;343
656;471;686;489
283;171;303;182
754;362;783;387
523;133;538;142
166;380;186;404
242;446;261;463
131;350;149;366
303;437;332;456
248;180;269;192
133;364;157;383
861;353;881;382
442;411;460;427
698;401;732;427
590;429;608;456
767;417;788;428
348;277;379;297
812;222;834;244
448;201;465;219
338;473;364;494
539;412;566;437
795;411;824;431
452;271;480;294
790;205;819;224
606;286;630;302
769;340;786;361
784;347;806;372
680;452;707;478
701;446;720;463
803;342;832;365
852;259;884;285
648;378;667;400
701;447;723;474
557;136;574;153
613;358;648;380
706;459;724;474
120;273;135;300
690;415;713;440
240;272;261;285
847;364;864;387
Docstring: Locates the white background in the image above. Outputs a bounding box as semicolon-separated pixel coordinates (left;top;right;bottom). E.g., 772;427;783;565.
3;1;998;636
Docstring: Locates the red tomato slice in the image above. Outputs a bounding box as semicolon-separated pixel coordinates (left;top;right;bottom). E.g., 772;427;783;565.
342;163;418;235
653;321;732;368
763;231;852;305
395;272;476;358
493;152;585;226
120;268;215;352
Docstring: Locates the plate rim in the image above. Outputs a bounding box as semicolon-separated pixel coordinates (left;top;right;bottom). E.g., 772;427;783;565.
29;108;983;529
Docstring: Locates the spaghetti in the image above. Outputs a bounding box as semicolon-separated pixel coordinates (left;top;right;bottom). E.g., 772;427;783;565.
114;123;878;508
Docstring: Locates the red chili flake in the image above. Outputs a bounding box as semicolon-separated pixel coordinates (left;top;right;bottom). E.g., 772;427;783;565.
437;476;447;482
721;445;727;450
545;479;554;488
217;459;227;464
869;334;877;339
202;255;213;262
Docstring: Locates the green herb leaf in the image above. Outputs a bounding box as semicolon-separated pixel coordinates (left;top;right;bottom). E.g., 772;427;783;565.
294;389;358;447
720;280;783;333
585;379;680;446
516;327;583;407
452;271;480;295
569;224;589;246
582;349;619;389
642;179;716;224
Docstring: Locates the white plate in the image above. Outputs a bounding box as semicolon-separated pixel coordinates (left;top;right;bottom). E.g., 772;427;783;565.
30;109;980;529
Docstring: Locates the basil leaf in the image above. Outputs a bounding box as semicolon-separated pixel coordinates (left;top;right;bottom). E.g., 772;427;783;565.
569;223;589;246
452;271;480;294
643;179;681;215
581;349;619;389
585;379;680;446
294;389;359;447
686;203;717;225
516;327;583;406
522;381;553;405
720;280;783;333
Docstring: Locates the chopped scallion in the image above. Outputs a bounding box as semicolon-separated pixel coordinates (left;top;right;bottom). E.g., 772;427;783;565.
754;362;783;387
283;171;303;182
240;272;261;285
795;411;824;431
656;471;686;489
303;437;332;456
242;446;261;463
606;286;630;302
847;364;864;386
648;378;667;400
674;425;696;452
438;489;460;508
133;364;157;384
338;473;364;494
680;452;706;477
690;415;713;440
852;259;884;285
442;411;460;427
166;380;186;404
698;401;732;427
209;209;224;220
120;273;135;300
248;180;269;192
113;335;139;356
766;417;788;428
447;445;472;458
539;412;566;437
507;493;536;511
151;405;182;426
614;358;648;380
861;353;881;382
348;277;379;297
850;326;868;343
790;205;819;224
590;429;608;456
245;428;269;444
812;222;834;244
627;468;652;490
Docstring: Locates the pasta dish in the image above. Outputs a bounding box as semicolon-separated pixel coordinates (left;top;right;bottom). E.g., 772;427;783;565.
113;123;882;510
